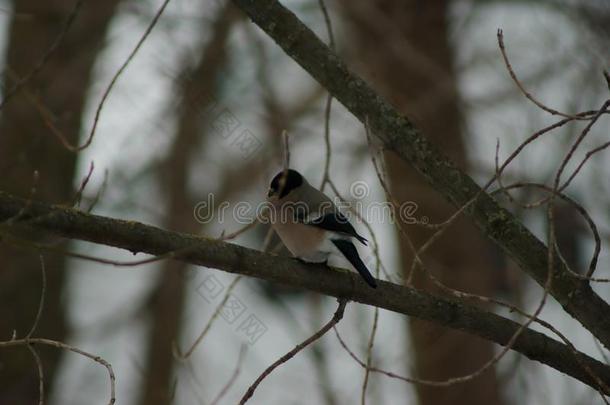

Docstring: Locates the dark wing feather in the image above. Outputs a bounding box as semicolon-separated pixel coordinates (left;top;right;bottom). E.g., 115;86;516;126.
307;212;368;245
331;239;377;288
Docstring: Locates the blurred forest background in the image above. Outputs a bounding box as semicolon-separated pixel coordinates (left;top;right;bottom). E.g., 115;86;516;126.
0;0;609;404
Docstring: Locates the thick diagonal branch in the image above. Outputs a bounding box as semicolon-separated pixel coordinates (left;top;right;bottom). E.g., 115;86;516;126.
228;0;610;349
1;191;610;393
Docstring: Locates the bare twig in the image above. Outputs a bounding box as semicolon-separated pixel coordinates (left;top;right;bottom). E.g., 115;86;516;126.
87;168;109;212
239;299;348;404
25;255;47;339
497;29;589;120
76;0;172;152
220;220;259;241
318;0;335;191
210;344;247;405
334;327;421;384
320;94;333;192
495;183;605;280
494;138;514;203
282;129;291;170
0;249;116;404
318;0;335;50
173;275;242;359
27;343;44;405
0;338;116;404
361;307;379;405
557;100;610;193
73;161;95;208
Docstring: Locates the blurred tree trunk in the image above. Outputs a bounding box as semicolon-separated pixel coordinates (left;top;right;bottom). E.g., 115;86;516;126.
0;1;119;403
136;4;240;404
339;2;505;404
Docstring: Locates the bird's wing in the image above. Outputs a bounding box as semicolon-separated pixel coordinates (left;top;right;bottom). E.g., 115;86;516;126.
305;212;368;245
331;239;377;288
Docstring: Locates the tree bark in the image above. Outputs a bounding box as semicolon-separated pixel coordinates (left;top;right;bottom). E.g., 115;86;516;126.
0;1;119;402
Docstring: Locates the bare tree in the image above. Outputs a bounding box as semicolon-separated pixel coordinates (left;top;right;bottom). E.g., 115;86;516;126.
0;0;119;402
1;0;609;403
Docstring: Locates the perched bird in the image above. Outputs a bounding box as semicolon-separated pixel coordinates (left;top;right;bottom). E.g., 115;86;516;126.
266;169;377;288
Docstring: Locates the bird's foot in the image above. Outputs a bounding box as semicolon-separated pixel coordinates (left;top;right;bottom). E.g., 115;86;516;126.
296;257;328;266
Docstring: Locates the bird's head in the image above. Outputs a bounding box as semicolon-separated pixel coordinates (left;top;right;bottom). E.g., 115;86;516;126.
267;169;303;200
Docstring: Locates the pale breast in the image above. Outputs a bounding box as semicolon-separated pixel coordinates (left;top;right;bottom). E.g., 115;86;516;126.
272;221;328;262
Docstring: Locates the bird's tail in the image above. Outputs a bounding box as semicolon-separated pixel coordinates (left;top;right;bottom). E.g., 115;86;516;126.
331;239;377;288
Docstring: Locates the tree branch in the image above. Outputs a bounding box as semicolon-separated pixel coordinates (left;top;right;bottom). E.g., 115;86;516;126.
228;0;610;349
1;191;610;393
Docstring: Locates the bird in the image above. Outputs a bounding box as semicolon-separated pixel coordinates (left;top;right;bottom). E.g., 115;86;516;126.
266;169;377;288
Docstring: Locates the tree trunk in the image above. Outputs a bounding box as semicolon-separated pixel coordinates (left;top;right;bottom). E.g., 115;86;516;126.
136;4;240;404
339;1;505;404
0;1;119;403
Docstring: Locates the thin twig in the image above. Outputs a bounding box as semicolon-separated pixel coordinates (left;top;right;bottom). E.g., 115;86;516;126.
173;275;242;359
27;343;44;405
73;161;95;208
239;299;348;404
210;344;247;405
318;0;335;191
220;220;259;241
361;307;379;405
495;183;604;280
557;100;610;193
87;168;109;213
494;138;514;203
25;255;47;339
75;0;172;151
282;129;290;170
0;338;116;405
497;29;588;120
